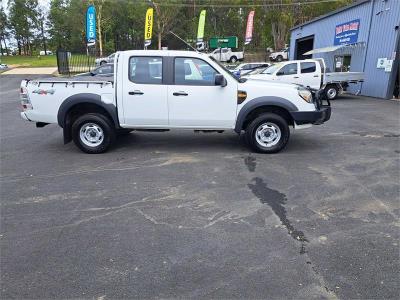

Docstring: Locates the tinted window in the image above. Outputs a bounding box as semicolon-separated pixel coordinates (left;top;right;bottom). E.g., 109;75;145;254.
174;57;218;85
222;48;229;53
277;63;297;75
301;62;316;73
129;57;162;84
96;64;113;74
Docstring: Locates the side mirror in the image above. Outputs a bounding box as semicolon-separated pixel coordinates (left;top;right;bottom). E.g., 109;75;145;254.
215;74;227;87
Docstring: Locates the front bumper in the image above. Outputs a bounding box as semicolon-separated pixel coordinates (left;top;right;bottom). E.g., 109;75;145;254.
290;106;331;125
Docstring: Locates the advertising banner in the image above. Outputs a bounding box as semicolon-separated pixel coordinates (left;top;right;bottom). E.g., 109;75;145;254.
144;8;153;47
245;11;255;45
334;19;360;46
197;10;206;43
86;5;96;43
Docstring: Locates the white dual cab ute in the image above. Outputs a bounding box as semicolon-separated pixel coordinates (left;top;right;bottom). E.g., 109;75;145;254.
245;58;364;100
20;50;331;154
209;48;244;63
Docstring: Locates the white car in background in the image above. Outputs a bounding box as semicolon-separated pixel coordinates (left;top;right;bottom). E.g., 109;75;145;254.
95;53;116;66
209;48;244;63
269;48;289;62
39;50;53;55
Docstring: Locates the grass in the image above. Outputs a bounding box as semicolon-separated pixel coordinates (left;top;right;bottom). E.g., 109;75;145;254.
0;55;57;67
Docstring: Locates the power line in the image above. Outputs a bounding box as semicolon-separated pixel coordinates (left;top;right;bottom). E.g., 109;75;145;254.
152;0;351;8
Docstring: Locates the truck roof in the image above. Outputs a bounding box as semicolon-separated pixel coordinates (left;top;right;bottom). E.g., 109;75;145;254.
118;50;208;58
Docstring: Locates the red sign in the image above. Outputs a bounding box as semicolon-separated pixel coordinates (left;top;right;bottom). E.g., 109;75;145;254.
245;11;255;45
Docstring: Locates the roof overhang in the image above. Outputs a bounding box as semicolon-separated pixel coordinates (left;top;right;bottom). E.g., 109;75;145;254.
303;42;366;55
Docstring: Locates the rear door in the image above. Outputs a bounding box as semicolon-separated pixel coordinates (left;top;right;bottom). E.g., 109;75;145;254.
299;61;320;89
121;56;168;126
168;56;237;128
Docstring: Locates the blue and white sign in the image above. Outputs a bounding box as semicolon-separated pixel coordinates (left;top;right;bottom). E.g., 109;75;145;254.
334;19;360;46
86;5;96;43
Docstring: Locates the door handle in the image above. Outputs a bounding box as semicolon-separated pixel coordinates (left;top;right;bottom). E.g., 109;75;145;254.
129;90;144;95
293;76;299;78
313;75;319;77
173;91;188;96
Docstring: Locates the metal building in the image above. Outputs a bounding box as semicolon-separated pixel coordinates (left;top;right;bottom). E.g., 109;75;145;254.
290;0;400;99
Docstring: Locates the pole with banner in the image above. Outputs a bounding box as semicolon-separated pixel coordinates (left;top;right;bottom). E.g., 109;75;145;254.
243;10;254;54
86;5;96;71
144;8;153;49
196;10;206;50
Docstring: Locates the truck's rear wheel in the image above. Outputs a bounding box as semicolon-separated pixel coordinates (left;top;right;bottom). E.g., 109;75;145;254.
230;56;238;63
245;113;290;153
276;55;283;62
72;113;116;154
325;85;338;100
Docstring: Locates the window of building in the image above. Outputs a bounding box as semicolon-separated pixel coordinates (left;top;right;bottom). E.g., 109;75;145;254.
129;56;162;84
174;57;218;85
334;55;352;72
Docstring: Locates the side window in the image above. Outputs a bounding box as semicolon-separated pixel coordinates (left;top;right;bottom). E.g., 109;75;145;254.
277;63;297;76
174;57;218;86
222;48;229;53
301;62;316;73
129;56;162;84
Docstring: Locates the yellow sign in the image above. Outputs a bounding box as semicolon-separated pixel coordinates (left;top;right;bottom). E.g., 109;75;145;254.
144;8;153;46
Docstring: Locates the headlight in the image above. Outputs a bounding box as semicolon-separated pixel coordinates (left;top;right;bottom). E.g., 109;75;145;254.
298;88;312;103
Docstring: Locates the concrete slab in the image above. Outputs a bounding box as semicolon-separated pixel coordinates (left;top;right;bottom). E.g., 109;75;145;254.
1;75;399;299
1;67;57;75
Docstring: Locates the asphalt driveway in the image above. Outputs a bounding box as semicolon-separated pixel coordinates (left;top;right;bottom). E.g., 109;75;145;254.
1;74;399;299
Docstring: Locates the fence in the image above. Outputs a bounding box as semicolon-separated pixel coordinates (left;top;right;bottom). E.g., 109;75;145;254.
56;49;97;76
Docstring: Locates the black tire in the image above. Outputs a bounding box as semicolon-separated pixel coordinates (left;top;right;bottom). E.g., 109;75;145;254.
72;113;116;154
325;85;338;100
230;56;238;63
276;55;283;62
245;113;290;154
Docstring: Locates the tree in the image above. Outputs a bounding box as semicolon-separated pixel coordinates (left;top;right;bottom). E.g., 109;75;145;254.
152;0;182;49
9;0;39;55
0;7;10;54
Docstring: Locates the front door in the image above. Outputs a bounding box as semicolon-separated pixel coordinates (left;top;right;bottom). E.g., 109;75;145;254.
275;62;300;85
168;57;237;128
121;56;168;126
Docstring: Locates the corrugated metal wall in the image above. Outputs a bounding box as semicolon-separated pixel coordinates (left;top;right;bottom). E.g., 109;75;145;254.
290;0;400;99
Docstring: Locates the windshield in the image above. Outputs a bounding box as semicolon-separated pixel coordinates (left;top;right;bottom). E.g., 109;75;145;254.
210;57;239;82
247;67;268;75
262;63;284;75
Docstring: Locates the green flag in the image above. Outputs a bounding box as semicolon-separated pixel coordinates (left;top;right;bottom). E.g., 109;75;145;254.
197;10;206;42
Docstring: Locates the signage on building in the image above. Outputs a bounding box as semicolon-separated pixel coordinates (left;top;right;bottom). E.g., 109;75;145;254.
86;5;96;43
334;19;360;45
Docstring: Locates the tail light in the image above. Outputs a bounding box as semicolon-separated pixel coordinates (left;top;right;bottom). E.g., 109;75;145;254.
20;87;32;110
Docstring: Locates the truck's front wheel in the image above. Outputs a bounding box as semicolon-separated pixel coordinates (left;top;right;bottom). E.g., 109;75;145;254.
72;113;116;154
325;85;338;100
245;113;290;153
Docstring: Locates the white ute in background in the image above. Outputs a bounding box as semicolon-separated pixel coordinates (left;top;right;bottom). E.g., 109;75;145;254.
20;50;331;154
244;58;364;100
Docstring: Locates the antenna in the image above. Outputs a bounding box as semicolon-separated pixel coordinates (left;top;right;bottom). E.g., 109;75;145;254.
169;31;198;52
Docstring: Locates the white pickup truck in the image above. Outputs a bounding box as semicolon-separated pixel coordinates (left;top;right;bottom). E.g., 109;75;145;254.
20;50;330;154
209;48;244;63
245;58;364;100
